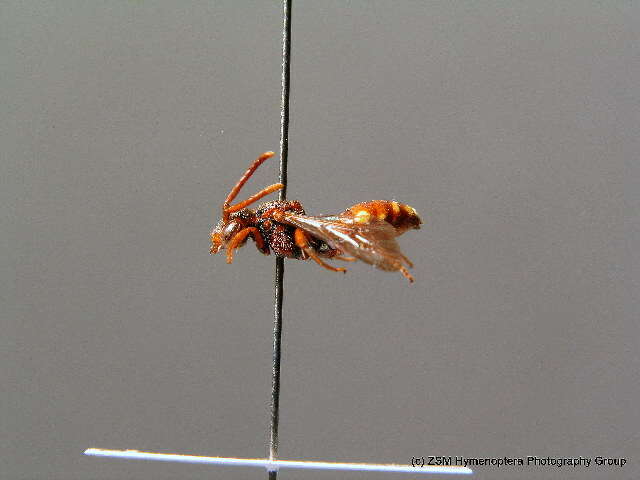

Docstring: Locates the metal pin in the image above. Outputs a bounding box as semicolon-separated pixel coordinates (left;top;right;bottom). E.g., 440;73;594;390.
269;1;292;479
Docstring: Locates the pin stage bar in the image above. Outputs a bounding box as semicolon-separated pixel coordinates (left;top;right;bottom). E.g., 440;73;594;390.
84;448;472;475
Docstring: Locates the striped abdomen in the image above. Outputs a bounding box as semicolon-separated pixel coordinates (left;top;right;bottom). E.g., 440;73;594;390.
340;200;422;234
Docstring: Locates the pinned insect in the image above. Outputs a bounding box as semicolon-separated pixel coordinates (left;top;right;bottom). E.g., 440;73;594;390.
210;152;422;282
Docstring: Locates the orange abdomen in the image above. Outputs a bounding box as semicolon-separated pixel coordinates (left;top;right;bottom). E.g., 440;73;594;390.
341;200;422;234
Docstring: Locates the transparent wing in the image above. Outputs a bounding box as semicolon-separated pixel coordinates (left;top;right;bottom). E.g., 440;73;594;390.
281;213;413;272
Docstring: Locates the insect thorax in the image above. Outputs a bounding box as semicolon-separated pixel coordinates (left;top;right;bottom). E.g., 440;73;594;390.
254;200;306;259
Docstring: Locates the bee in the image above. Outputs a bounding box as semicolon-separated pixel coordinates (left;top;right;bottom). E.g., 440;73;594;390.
210;152;422;282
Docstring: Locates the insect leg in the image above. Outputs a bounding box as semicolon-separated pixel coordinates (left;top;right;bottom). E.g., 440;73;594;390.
226;227;263;264
399;265;415;283
251;228;270;255
223;151;275;221
293;228;346;274
226;183;284;214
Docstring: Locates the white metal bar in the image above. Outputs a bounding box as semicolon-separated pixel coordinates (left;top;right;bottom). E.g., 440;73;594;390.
84;448;472;475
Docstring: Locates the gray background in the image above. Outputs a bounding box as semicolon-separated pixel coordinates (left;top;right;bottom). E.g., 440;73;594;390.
2;1;637;479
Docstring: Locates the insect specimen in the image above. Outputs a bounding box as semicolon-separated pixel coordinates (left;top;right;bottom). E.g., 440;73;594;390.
210;152;422;282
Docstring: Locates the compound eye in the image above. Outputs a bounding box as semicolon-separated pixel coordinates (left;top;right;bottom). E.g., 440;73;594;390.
222;222;240;240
